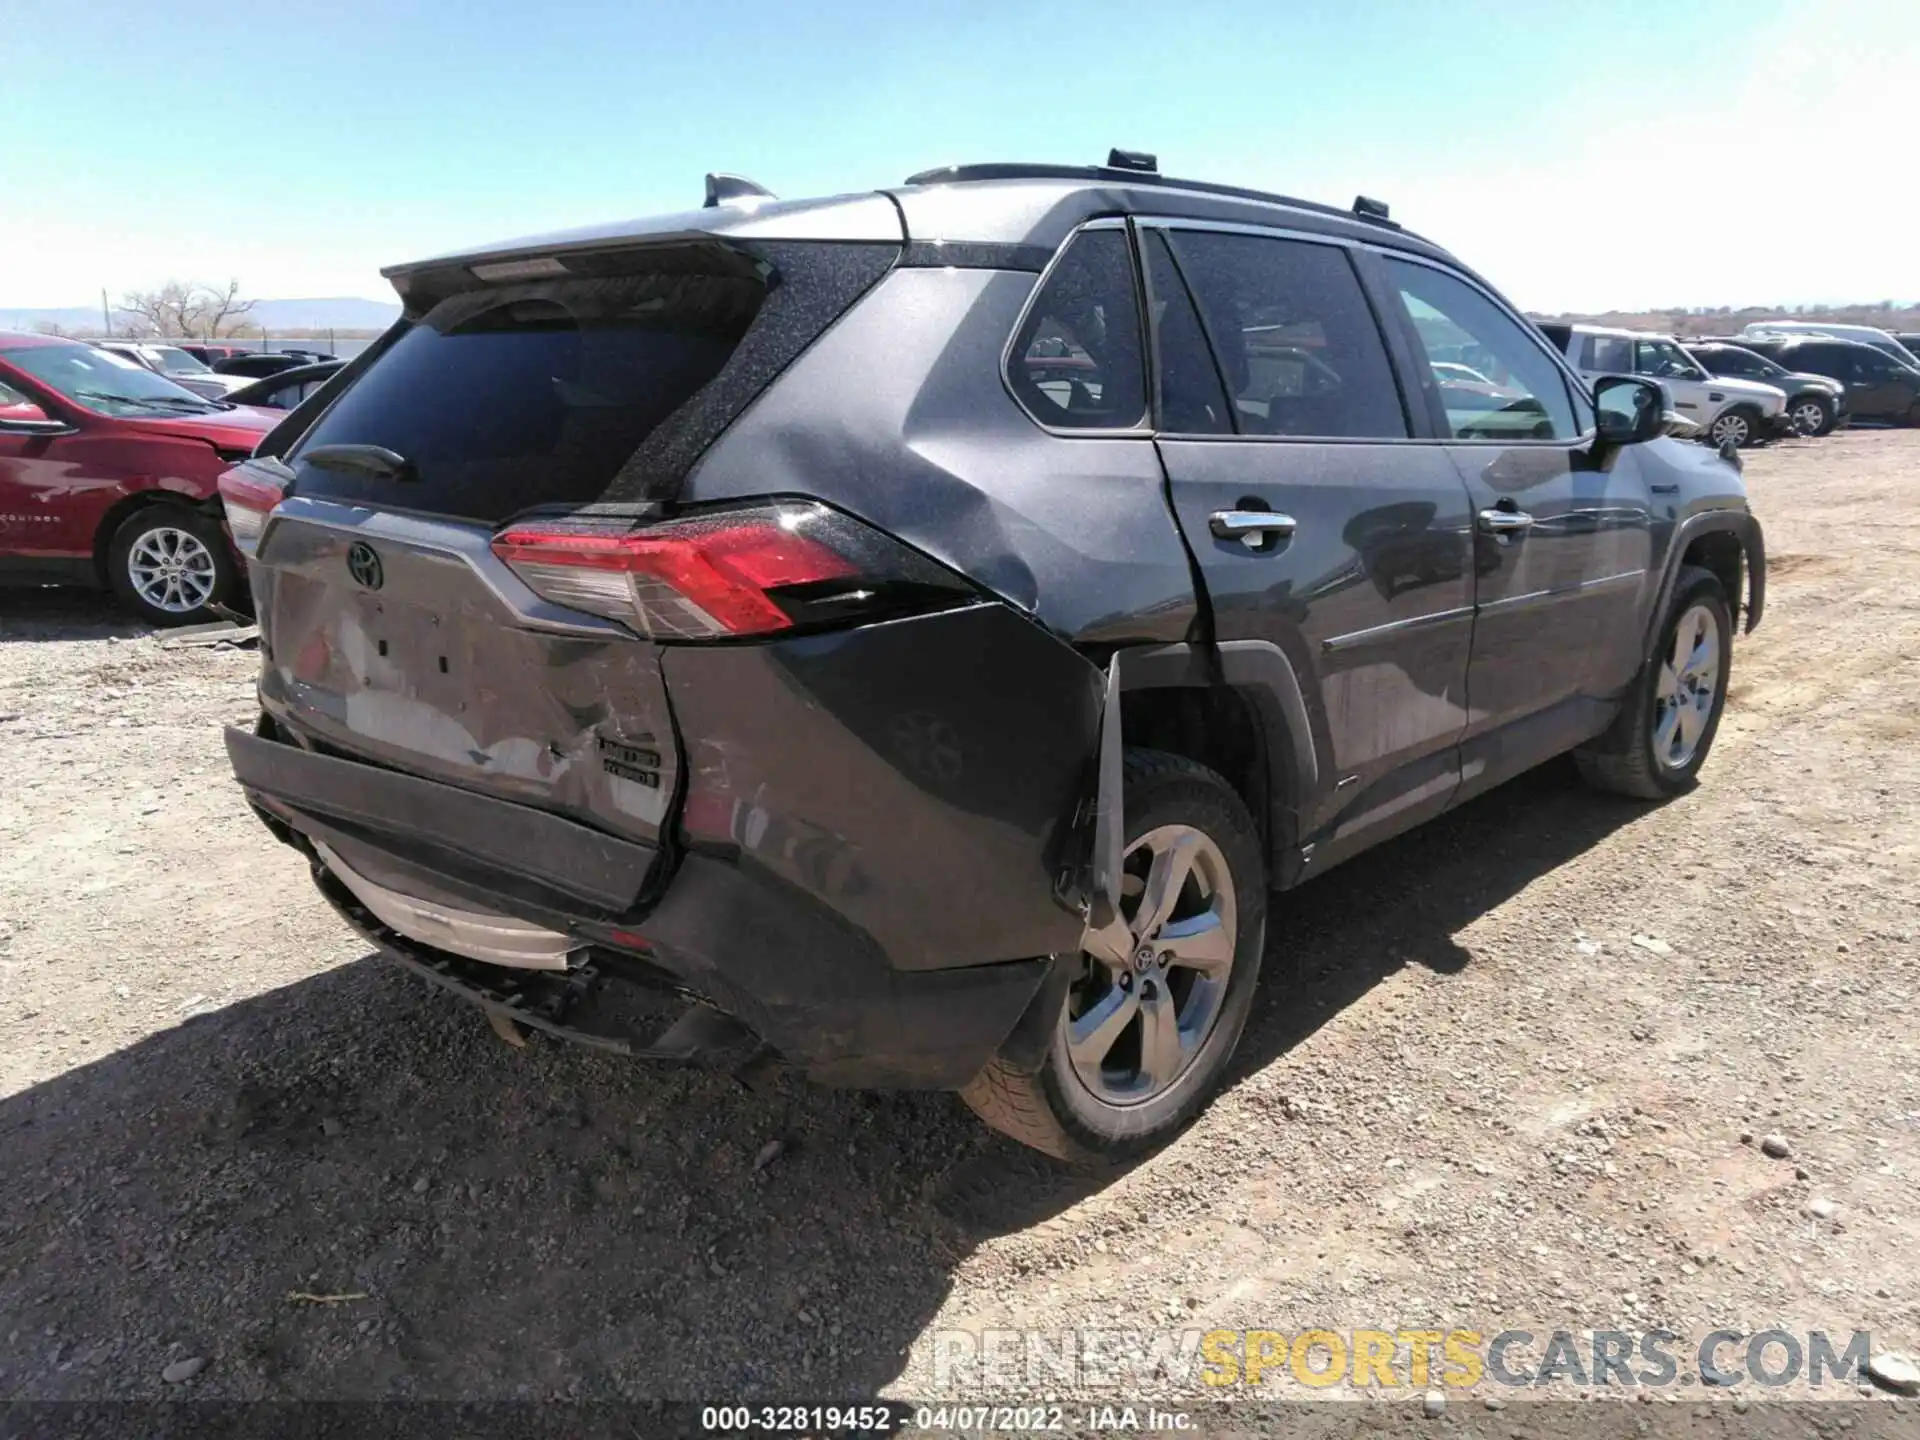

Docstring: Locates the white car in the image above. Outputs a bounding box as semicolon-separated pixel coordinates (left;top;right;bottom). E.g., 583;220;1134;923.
91;342;253;401
1738;320;1920;370
1535;323;1789;448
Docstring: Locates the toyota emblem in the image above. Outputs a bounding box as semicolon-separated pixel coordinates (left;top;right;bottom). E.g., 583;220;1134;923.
346;540;384;591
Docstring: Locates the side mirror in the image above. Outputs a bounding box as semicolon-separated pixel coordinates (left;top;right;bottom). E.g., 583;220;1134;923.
1593;375;1665;446
0;400;69;435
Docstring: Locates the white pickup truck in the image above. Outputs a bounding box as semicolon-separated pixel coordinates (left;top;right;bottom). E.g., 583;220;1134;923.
1535;323;1791;448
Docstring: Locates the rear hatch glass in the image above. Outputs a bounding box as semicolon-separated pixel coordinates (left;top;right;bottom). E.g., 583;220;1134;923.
285;267;766;522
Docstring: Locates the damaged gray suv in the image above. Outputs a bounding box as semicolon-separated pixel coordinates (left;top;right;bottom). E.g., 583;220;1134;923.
220;153;1766;1161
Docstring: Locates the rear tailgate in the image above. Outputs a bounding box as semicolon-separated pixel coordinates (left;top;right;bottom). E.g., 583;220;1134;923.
235;235;898;904
251;503;679;874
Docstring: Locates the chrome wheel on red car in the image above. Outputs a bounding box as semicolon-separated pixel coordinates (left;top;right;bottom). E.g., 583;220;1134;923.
127;526;219;615
106;504;238;627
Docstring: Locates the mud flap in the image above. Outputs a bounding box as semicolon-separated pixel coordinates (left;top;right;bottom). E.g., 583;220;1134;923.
1088;651;1126;934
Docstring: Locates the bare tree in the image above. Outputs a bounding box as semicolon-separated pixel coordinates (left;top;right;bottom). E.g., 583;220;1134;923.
119;281;194;337
118;280;257;339
188;279;255;338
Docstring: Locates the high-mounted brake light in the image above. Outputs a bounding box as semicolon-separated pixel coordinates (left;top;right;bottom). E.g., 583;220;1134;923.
490;502;974;641
217;467;286;559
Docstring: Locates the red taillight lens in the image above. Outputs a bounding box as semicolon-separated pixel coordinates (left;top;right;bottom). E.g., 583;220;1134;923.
217;467;285;558
491;502;972;640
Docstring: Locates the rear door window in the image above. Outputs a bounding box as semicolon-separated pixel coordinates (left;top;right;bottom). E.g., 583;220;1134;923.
1584;335;1634;373
1633;339;1702;380
1008;229;1147;430
1702;348;1757;378
1802;345;1852;381
1166;230;1407;438
288;269;768;521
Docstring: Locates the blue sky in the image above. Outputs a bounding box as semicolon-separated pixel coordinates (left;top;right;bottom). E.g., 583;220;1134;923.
2;0;1913;313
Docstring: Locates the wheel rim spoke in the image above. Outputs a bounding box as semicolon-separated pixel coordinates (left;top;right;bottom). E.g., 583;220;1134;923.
1135;983;1185;1090
1159;910;1232;973
1680;692;1710;748
1654;704;1683;762
1669;613;1698;673
1081;911;1134;970
1132;833;1198;941
1067;984;1139;1069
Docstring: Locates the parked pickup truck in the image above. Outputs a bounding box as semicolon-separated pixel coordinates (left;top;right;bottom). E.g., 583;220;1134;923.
1535;323;1790;449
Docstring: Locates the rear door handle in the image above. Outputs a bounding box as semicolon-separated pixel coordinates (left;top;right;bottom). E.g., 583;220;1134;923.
1209;510;1297;543
1478;508;1535;534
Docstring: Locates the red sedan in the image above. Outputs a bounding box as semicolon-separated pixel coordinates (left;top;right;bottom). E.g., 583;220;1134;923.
0;332;280;624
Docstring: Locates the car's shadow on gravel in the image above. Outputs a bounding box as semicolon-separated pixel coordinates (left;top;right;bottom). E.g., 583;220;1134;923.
0;758;1647;1403
1233;754;1641;1072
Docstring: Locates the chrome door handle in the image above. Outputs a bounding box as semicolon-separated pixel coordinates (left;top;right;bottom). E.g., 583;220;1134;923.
1209;510;1297;542
1478;508;1535;534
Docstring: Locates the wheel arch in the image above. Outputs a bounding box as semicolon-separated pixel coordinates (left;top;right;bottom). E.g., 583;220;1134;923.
1641;509;1765;660
1110;639;1318;880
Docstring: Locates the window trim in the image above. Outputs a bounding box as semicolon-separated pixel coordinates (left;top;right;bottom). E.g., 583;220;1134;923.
1373;249;1597;447
998;217;1154;439
1138;225;1234;436
1133;215;1423;444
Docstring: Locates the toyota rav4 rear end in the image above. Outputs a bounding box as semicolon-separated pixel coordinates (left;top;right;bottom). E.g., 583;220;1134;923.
221;189;1106;1089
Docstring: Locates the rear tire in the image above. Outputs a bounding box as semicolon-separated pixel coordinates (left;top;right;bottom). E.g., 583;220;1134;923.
1575;566;1733;800
1788;393;1835;437
105;503;239;628
961;749;1267;1163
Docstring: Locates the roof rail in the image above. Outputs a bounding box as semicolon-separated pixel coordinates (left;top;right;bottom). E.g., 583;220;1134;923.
899;159;1406;233
704;173;776;208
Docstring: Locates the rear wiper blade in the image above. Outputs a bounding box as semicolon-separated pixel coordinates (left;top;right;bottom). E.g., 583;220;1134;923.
301;444;416;482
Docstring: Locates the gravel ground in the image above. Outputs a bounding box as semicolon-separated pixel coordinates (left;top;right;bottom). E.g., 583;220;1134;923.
2;430;1918;1423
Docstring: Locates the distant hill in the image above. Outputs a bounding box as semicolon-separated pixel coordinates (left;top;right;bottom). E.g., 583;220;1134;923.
0;295;401;337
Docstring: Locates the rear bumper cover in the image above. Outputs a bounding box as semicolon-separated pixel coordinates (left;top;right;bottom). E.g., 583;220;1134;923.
229;722;1058;1089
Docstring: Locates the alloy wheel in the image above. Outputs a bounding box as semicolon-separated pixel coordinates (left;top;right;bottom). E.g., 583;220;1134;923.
1709;412;1751;448
127;526;218;615
1067;825;1237;1107
1790;401;1827;436
1653;603;1720;771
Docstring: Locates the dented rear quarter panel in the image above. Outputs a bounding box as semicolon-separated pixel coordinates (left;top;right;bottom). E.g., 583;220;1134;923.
666;602;1103;972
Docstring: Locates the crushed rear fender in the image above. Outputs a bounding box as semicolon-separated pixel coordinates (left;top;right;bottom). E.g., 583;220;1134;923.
665;601;1104;972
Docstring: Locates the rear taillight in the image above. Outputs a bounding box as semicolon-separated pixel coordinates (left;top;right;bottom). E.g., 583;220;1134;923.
490;501;974;640
217;467;285;559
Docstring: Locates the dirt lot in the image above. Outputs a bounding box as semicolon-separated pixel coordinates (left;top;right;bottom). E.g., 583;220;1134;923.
2;430;1918;1422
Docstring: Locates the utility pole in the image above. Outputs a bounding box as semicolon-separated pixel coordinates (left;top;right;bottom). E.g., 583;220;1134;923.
100;289;111;337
